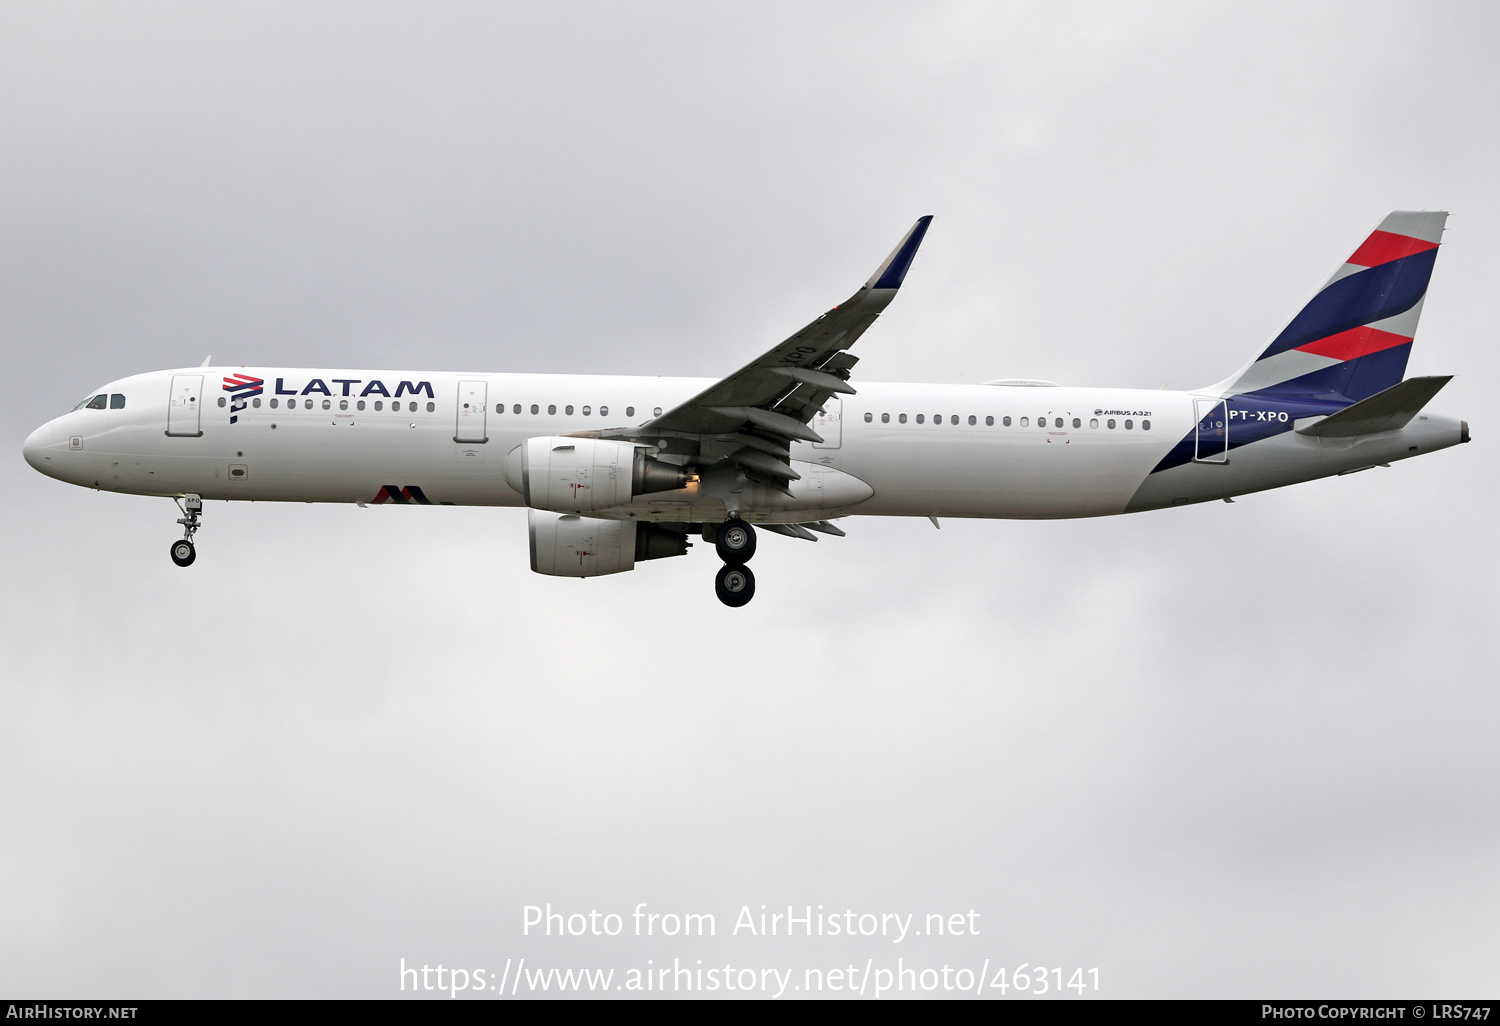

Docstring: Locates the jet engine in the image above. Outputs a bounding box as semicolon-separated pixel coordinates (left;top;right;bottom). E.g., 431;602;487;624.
505;437;689;513
529;510;690;577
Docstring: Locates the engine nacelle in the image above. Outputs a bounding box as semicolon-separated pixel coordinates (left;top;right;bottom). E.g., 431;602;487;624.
505;436;688;513
529;510;690;577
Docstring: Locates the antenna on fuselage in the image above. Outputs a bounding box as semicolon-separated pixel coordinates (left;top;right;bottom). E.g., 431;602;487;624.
200;355;212;367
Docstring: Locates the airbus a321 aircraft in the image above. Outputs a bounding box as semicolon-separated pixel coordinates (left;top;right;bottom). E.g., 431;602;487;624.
23;212;1469;606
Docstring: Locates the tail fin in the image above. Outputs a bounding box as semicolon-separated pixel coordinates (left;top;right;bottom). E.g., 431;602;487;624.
1214;211;1447;404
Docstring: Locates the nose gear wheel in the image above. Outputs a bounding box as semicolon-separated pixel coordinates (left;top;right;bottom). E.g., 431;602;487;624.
170;539;196;567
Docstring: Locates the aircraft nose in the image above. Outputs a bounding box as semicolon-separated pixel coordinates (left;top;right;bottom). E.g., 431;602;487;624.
23;422;62;476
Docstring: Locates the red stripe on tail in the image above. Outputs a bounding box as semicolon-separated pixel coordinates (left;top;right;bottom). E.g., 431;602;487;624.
1295;325;1413;361
1346;230;1438;268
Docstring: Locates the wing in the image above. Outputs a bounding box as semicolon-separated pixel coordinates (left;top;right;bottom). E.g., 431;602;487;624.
600;216;932;484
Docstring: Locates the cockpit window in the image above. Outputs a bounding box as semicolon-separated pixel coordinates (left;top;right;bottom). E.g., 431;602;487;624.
83;394;107;410
110;394;126;409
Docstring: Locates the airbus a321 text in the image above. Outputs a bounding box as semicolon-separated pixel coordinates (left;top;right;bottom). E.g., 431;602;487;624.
23;213;1470;606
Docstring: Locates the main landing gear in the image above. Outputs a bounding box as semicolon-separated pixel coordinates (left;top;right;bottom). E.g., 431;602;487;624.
713;518;756;607
170;493;202;567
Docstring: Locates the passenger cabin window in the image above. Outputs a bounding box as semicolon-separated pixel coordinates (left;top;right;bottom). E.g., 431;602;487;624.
110;394;126;409
322;399;331;410
531;404;539;414
217;397;226;407
626;407;635;417
1019;417;1029;427
654;407;662;417
372;400;381;411
565;405;574;415
426;401;435;412
1143;419;1151;430
547;405;556;415
951;415;959;425
916;414;925;424
600;406;609;416
1090;418;1098;428
270;398;279;409
968;415;976;425
863;412;872;423
985;416;993;426
339;400;348;410
1124;419;1133;430
514;404;522;414
898;414;907;424
1107;419;1116;429
583;406;591;416
1003;416;1012;426
882;413;890;423
1072;417;1080;428
355;400;363;410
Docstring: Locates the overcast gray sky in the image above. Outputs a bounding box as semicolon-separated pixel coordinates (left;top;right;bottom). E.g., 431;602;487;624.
2;0;1497;999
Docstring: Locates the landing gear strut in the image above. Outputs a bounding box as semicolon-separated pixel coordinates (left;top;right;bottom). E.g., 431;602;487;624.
170;494;202;567
712;517;756;607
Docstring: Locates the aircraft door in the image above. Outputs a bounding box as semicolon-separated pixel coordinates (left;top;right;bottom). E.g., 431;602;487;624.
166;374;203;437
1193;398;1228;463
455;380;488;443
811;396;842;449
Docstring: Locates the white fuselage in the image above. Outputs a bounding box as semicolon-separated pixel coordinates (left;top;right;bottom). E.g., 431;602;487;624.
23;367;1467;522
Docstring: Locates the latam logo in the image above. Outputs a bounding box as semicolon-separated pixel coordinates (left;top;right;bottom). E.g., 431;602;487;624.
274;377;434;399
222;374;265;423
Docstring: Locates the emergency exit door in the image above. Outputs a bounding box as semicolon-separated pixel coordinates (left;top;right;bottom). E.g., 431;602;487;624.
455;380;488;443
166;375;203;437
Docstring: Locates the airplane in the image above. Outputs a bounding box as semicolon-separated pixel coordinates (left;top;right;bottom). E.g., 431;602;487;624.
22;212;1469;606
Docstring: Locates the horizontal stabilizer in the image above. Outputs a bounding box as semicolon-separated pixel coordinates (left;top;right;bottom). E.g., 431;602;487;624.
1294;375;1452;437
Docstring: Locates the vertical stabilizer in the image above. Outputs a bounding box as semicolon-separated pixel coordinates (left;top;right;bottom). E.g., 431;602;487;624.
1212;211;1447;404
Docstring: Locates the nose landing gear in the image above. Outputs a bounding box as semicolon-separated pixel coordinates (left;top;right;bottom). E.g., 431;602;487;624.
170;494;202;567
712;517;756;607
